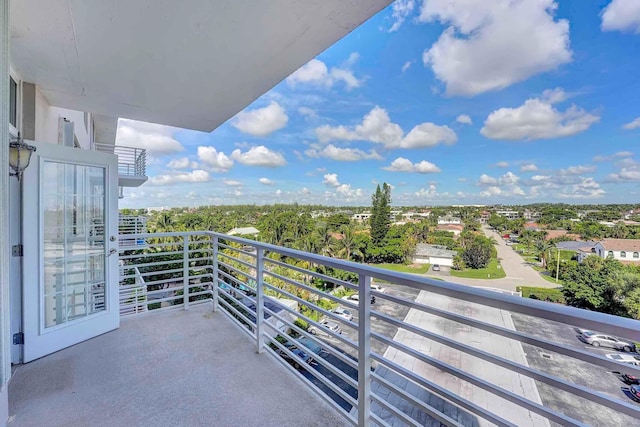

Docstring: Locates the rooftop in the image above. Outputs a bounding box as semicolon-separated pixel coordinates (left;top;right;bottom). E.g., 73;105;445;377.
8;304;346;427
598;238;640;251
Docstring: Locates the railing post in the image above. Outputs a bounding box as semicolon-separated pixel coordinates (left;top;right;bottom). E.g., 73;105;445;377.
358;273;372;427
212;236;219;313
183;235;189;310
255;247;265;353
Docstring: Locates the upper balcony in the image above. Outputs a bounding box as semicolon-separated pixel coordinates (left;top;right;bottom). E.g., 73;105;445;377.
94;142;148;187
10;231;640;426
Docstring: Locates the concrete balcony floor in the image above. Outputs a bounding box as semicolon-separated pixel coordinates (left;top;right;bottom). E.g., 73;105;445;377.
8;304;348;427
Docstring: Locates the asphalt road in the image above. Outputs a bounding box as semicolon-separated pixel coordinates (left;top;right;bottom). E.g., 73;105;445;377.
423;226;558;291
511;312;640;426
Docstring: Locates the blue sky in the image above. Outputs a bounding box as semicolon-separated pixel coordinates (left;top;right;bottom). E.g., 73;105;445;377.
119;0;640;208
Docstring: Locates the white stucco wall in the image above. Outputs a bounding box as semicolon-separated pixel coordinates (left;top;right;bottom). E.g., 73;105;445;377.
34;87;92;149
594;244;640;262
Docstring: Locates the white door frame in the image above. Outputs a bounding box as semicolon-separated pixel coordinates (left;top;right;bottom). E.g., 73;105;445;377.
22;141;119;362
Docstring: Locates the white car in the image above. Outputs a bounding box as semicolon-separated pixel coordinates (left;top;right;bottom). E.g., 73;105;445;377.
605;353;640;365
308;320;342;336
371;283;386;293
341;293;376;305
332;307;353;321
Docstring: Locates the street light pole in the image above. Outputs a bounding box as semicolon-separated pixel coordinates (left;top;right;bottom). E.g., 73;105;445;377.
555;247;561;282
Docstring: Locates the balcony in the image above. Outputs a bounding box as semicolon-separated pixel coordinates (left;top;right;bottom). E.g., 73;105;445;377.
94;143;147;187
10;231;640;426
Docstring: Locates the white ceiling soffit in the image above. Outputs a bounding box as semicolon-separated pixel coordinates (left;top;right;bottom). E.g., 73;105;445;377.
10;0;391;132
92;114;118;144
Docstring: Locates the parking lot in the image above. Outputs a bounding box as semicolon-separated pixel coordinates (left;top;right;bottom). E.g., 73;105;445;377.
511;313;640;426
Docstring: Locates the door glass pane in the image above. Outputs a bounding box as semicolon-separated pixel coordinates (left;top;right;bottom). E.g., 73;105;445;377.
42;161;106;328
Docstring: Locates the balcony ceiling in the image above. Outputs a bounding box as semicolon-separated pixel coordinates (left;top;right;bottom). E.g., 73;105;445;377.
10;0;391;132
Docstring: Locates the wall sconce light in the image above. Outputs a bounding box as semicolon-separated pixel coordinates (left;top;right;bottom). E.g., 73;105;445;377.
9;133;36;181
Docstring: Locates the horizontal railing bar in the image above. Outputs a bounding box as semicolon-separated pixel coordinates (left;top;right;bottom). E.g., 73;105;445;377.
370;353;516;427
206;231;640;341
379;291;640;376
218;242;258;257
217;251;256;270
217;291;257;331
263;306;359;388
370;310;640;420
374;333;580;426
371;372;464;427
265;257;357;290
217;260;256;281
268;340;358;407
217;284;256;309
215;300;257;341
369;392;436;427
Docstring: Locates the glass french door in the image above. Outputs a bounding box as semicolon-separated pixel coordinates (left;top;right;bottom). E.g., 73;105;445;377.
22;142;119;362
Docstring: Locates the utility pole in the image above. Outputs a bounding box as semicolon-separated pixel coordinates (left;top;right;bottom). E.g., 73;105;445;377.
555;247;561;282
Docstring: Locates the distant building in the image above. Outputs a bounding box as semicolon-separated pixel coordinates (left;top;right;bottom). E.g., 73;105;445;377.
544;230;581;241
495;210;520;220
412;244;457;267
352;212;372;222
227;226;260;236
437;215;462;225
594;239;640;263
480;211;491;224
436;224;464;236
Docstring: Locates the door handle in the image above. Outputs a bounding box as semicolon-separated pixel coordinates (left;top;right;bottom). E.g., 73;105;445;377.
108;248;118;257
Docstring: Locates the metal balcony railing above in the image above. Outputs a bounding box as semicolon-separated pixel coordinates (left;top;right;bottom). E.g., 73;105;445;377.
94;142;147;186
118;231;640;427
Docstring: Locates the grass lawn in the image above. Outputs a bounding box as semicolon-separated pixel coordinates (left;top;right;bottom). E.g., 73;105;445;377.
450;258;506;279
372;263;431;274
540;272;564;285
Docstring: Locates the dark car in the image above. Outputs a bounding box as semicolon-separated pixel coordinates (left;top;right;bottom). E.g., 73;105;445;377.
275;340;316;370
622;373;640;385
629;384;640;403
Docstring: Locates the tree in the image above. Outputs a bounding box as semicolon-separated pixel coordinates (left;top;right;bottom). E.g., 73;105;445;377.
460;236;492;269
370;183;391;246
534;239;553;268
334;226;363;261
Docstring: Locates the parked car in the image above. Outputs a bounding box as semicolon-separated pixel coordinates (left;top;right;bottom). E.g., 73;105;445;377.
629;384;640;403
578;330;637;352
370;283;386;293
308;320;342;336
275;340;316;370
432;264;440;272
332;307;353;321
295;337;324;355
342;294;376;305
606;353;640;365
620;373;640;385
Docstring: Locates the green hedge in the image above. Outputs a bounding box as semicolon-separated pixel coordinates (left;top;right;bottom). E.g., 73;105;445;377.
516;286;565;304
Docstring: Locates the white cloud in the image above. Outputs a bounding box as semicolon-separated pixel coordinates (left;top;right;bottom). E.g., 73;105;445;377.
593;151;634;162
541;87;568;104
259;177;274;185
623;117;640;130
389;0;416;32
167;157;198;169
402;61;413;73
415;184;438;197
558;177;606;199
286;56;363;90
481;95;599;140
116;119;183;156
148;170;210;186
606;168;640;183
601;0;640;34
495;161;509;168
558;165;597;175
316;106;456;149
276;189;282;196
382;157;441;173
231;146;287;167
456;114;472;125
520;163;538;172
420;0;572;96
197;146;234;172
223;179;242;187
298;107;318;119
322;173;341;187
305;144;383;161
232;102;288;137
478;174;498;185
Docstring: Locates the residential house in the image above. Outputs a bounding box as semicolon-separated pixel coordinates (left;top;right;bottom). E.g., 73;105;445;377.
412;244;457;267
555;241;598;263
544;229;581;241
352;212;372;222
227;226;260;237
437;215;462;225
495;210;520;219
480;210;491;224
436;224;464;236
594;239;640;263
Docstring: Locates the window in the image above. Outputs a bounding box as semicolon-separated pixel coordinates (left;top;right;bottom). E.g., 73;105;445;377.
9;76;17;128
634;252;639;259
608;251;614;258
621;251;627;258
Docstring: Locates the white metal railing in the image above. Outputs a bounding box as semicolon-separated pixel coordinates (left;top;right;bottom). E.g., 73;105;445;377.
94;142;146;177
118;231;640;427
118;215;147;247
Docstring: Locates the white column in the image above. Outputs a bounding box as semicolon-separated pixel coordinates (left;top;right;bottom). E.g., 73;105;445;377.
1;1;12;425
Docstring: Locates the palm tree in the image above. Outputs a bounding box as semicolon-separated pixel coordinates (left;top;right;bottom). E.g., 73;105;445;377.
534;239;553;268
334;226;363;261
156;212;174;232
